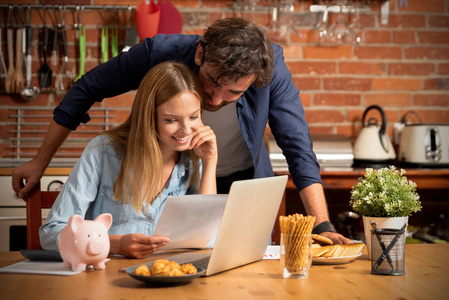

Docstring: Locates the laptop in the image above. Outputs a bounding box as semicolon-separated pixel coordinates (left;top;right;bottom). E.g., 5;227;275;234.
127;175;288;276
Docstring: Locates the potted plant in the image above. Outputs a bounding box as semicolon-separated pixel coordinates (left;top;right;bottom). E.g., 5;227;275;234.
350;166;422;259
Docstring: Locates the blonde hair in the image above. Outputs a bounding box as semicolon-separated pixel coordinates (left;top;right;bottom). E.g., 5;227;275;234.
103;61;203;212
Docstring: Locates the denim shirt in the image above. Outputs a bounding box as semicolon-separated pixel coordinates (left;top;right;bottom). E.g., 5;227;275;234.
40;135;197;250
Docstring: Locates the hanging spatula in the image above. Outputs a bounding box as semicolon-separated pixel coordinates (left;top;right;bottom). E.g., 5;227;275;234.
123;7;140;52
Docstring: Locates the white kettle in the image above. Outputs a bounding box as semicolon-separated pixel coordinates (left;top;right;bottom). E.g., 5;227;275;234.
353;105;396;167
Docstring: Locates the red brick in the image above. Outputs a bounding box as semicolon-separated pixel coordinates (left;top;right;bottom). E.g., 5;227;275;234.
354;46;402;59
171;0;200;7
0;110;8;124
109;109;132;124
424;78;449;90
367;0;393;12
336;125;358;139
303;45;352;59
393;30;415;44
389;63;435;76
339;62;386;75
355;14;376;28
327;13;350;27
418;32;449;44
372;78;421;91
308;126;334;135
404;47;449;60
396;0;445;13
101;92;136;108
314;93;361;106
238;13;271;27
349;109;399;124
286;61;336;75
92;0;139;5
282;44;303;59
299;93;312;107
365;93;413;107
429;15;449;28
184;29;204;36
291;30;314;44
267;31;288;44
364;30;391;44
438;64;449;75
401;110;449;124
323;78;371;91
305;109;346;123
414;94;449;106
381;14;426;28
292;77;321;91
1;94;51;106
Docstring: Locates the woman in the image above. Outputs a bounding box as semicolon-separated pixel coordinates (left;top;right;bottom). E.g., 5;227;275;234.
40;61;217;258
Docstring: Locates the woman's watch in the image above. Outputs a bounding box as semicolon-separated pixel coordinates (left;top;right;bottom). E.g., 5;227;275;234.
312;221;337;235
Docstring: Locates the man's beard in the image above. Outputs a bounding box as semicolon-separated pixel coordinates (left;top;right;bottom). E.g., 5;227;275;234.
202;93;232;112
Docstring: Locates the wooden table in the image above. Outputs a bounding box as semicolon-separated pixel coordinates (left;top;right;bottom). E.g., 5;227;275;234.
0;244;448;300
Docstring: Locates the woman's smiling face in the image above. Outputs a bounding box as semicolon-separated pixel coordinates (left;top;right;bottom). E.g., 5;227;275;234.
156;92;202;153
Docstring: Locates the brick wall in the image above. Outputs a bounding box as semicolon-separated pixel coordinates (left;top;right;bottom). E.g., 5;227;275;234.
1;0;448;162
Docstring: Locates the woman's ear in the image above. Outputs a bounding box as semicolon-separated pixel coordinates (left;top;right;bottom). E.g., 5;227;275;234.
194;44;203;66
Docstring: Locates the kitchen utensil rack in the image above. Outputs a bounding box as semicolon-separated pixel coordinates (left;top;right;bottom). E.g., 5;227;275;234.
0;4;136;12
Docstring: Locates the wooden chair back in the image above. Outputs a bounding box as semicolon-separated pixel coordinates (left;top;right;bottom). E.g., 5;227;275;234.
26;182;59;250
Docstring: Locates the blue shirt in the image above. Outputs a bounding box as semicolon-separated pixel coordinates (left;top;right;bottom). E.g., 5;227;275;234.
40;135;196;250
53;34;321;192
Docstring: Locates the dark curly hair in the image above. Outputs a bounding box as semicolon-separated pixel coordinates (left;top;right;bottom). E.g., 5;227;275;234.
199;18;274;87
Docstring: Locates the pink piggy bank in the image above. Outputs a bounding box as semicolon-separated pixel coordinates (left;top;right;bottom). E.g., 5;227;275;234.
59;213;112;271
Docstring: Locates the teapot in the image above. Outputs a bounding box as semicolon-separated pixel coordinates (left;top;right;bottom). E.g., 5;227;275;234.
353;105;396;167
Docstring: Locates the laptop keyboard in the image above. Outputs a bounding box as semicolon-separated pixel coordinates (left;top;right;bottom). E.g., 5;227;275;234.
190;256;211;270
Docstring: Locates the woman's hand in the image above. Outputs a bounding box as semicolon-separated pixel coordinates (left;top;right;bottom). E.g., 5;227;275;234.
189;125;217;164
109;234;170;259
189;124;217;194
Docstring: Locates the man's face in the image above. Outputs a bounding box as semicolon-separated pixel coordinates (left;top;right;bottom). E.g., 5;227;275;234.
195;46;256;112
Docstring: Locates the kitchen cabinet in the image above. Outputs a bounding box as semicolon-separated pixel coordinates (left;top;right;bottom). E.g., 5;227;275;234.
272;168;449;245
278;168;449;190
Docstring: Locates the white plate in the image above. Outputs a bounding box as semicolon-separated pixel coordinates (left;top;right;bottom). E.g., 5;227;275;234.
312;253;362;265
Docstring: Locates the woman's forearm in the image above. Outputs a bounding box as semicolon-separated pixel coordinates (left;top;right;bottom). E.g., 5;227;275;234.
198;158;217;194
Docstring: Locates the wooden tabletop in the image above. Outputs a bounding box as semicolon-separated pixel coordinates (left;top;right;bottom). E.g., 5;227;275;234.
0;244;448;300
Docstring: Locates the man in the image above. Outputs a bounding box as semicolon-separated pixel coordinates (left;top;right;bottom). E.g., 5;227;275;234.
12;18;351;245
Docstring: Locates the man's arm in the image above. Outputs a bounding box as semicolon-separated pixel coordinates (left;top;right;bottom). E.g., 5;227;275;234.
299;183;352;245
12;120;71;198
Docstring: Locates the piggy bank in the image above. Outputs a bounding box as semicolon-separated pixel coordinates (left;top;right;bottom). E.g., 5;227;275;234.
59;213;112;271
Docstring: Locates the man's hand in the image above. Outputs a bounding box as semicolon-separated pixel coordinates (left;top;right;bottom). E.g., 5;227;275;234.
12;120;72;199
12;158;46;199
113;234;170;259
320;232;353;245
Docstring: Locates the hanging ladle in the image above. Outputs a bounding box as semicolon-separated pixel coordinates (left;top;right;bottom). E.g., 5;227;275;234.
21;6;40;100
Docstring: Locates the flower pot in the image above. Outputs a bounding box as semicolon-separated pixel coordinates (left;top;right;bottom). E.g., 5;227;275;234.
362;216;408;260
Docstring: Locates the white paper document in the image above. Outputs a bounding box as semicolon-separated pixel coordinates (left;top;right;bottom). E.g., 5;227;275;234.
263;245;280;260
0;259;111;276
0;260;82;276
154;194;228;250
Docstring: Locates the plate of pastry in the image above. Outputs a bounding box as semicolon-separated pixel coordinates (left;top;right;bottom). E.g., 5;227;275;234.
126;259;205;286
311;234;365;265
313;253;362;265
